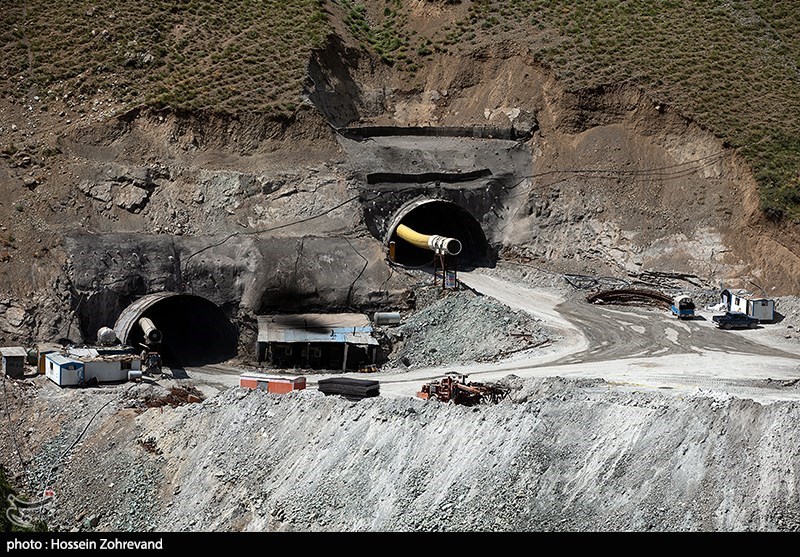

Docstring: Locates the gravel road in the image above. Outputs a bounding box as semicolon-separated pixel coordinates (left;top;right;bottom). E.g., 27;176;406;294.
3;269;800;532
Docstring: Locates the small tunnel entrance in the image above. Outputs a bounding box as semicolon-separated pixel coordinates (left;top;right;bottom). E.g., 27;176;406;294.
115;294;238;367
388;200;488;267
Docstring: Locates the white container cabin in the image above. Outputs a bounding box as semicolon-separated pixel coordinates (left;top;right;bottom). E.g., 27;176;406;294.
44;353;86;386
722;288;775;322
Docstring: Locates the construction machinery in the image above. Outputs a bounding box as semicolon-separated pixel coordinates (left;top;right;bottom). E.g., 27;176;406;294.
394;223;462;289
140;350;162;374
670;294;696;319
395;224;463;256
416;372;509;406
138;317;163;344
138;317;163;374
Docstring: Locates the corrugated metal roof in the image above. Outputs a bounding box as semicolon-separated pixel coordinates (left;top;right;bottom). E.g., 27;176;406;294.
67;348;100;358
257;313;377;345
742;294;773;302
724;288;773;302
0;347;28;358
345;333;379;346
45;353;84;367
240;372;305;382
65;347;140;362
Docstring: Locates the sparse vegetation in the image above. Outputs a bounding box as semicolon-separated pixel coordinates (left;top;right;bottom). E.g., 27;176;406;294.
1;0;799;219
455;0;800;220
341;0;413;68
0;0;329;117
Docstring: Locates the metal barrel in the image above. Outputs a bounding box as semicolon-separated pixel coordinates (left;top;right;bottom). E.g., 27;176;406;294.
374;312;401;326
138;317;163;344
395;224;462;256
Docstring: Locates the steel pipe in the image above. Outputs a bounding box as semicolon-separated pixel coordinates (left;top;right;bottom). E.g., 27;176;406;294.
395;224;462;256
138;317;163;344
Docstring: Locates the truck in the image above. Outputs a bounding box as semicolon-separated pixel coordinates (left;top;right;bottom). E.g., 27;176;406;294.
670;295;695;319
712;311;759;330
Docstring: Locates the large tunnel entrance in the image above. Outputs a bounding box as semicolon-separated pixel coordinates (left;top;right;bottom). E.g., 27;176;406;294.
114;293;238;367
387;200;488;267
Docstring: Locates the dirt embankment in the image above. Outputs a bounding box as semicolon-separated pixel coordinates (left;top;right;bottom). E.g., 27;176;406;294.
4;376;800;532
309;36;800;293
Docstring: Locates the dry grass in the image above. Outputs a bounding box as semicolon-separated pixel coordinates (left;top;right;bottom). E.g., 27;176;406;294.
342;0;800;220
451;0;800;220
1;0;328;116
2;0;798;219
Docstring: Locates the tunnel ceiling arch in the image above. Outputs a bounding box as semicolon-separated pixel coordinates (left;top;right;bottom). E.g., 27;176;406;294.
114;293;238;367
386;199;488;266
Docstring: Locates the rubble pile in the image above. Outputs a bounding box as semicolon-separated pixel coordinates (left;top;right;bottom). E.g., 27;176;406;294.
26;377;800;532
381;289;553;370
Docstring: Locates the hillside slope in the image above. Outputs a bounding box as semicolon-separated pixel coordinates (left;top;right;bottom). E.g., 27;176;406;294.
1;1;799;345
4;1;800;535
4;376;800;532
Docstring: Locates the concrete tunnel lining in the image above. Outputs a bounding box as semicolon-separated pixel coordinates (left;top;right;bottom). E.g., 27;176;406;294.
385;199;488;266
114;293;238;367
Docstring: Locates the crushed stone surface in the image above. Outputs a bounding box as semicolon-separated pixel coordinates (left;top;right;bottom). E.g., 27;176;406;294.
5;376;800;532
379;288;553;370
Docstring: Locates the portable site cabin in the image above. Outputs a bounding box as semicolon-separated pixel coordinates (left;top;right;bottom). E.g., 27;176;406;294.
256;313;379;371
62;346;141;385
0;347;27;379
37;343;64;375
239;373;306;394
44;353;86;386
721;289;775;322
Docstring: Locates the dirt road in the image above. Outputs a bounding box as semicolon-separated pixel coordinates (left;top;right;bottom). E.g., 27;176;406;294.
173;270;800;404
360;271;800;403
9;272;800;533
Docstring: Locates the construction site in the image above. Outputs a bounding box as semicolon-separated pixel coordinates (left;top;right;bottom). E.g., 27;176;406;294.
2;0;800;533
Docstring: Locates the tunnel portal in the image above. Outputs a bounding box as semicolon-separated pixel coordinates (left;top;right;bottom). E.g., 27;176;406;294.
114;293;238;367
387;200;488;267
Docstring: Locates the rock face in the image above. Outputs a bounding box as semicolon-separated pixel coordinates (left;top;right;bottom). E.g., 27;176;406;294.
1;22;799;351
62;232;414;350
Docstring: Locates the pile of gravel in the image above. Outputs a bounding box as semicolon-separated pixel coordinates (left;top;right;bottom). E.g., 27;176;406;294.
775;296;800;328
380;289;551;370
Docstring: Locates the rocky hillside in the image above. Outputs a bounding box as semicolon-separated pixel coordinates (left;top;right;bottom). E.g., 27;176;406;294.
1;2;799;375
4;1;800;535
